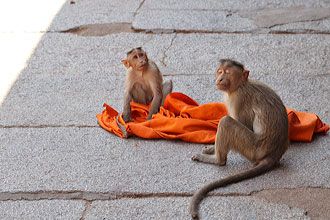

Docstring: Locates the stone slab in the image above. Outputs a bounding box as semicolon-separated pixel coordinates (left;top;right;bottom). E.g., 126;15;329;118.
271;19;330;33
0;200;85;219
140;0;330;10
0;126;328;194
85;197;309;220
134;1;330;33
166;33;330;77
1;73;329;127
14;33;173;76
133;10;255;33
0;33;329;126
239;7;330;28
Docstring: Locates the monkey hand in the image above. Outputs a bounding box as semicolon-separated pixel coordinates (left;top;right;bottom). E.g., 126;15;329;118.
122;114;133;123
146;114;153;121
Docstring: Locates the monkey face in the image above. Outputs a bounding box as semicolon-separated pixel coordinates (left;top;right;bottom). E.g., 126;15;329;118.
216;66;231;91
216;65;247;92
128;50;149;71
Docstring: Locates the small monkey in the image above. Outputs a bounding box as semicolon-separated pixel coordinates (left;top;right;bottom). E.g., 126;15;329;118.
190;59;289;219
121;47;172;122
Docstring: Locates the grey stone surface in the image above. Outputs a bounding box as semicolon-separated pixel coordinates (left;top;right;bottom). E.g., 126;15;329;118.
166;34;330;77
0;33;329;129
133;10;256;32
86;197;309;220
239;7;330;28
0;72;329;127
0;126;328;193
49;0;144;31
0;33;174;126
0;200;85;219
271;18;330;33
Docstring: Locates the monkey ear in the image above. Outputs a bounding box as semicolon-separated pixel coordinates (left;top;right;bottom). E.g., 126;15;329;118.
243;70;249;81
122;59;130;68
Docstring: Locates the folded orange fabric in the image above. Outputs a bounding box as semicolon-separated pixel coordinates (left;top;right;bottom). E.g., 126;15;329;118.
97;92;329;143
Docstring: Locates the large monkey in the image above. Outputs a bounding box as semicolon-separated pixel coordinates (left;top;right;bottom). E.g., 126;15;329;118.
121;47;172;122
190;59;289;219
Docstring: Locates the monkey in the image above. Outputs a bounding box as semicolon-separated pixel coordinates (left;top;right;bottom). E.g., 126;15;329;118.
189;59;289;219
121;47;172;123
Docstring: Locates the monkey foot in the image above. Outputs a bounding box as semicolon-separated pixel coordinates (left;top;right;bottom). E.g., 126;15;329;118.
191;154;203;162
202;146;215;154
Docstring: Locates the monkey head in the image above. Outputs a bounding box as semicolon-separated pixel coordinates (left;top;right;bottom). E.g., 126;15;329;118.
122;47;149;72
216;59;249;93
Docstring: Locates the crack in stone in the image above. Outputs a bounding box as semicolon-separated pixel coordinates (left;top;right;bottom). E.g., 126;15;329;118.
80;201;92;220
133;0;146;19
161;33;177;67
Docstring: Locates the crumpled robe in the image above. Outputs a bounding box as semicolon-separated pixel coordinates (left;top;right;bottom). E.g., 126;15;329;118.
96;92;329;143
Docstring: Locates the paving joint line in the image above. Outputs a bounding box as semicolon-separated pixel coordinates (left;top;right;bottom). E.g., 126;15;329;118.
0;191;250;202
55;23;330;36
0;187;328;201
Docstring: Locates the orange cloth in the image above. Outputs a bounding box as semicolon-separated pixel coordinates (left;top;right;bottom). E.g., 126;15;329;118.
97;92;329;143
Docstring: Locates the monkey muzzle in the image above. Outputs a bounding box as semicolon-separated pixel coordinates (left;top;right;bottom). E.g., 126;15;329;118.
216;77;223;85
138;64;148;71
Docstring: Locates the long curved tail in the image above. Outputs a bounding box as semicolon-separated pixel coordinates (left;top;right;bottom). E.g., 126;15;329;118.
189;158;275;219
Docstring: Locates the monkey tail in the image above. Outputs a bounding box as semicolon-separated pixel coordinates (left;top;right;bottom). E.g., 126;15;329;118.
189;158;275;220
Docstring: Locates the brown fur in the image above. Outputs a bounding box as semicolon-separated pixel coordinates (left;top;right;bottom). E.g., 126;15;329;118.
121;47;172;122
190;59;289;219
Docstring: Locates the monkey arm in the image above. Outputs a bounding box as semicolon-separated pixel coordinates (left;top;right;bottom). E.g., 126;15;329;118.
147;83;163;121
147;94;162;120
123;90;133;122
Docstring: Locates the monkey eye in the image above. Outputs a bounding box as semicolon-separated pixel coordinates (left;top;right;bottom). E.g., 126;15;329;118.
133;55;138;59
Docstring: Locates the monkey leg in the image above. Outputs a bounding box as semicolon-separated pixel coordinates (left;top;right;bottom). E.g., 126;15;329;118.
161;80;173;106
215;116;258;165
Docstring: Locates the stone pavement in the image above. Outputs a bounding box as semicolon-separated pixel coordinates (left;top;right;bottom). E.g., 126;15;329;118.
0;0;329;219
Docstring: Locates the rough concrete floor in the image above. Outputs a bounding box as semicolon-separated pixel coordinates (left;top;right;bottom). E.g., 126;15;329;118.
0;0;329;219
